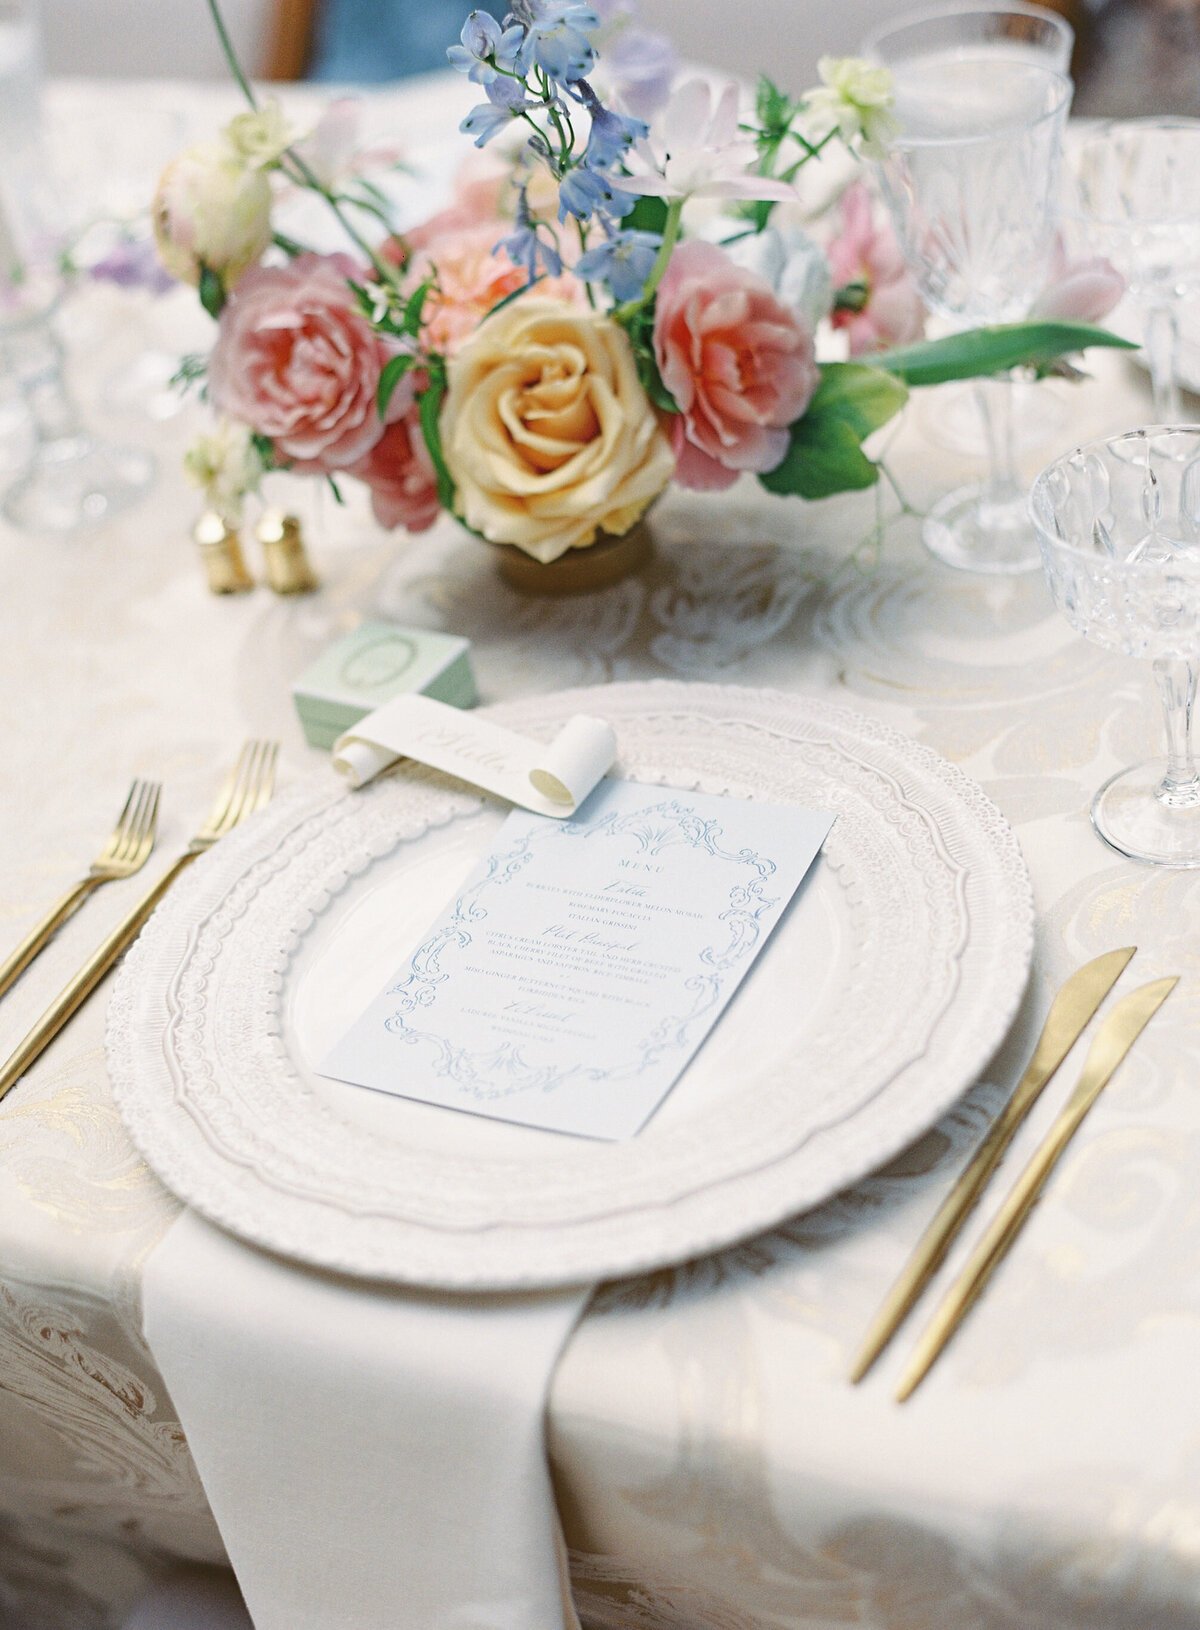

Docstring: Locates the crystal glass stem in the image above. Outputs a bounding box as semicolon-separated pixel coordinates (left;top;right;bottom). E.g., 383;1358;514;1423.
1144;303;1182;422
1153;657;1200;807
2;313;84;450
975;374;1022;509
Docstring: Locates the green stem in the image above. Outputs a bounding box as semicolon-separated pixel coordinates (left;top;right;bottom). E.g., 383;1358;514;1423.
613;196;681;321
205;0;258;109
279;151;403;290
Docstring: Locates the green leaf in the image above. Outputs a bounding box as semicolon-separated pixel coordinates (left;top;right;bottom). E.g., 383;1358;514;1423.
198;264;225;319
250;432;278;469
401;279;432;338
619;298;679;414
376;352;416;419
874;321;1138;388
417;365;455;513
759;414;880;500
807;362;909;439
624;195;669;236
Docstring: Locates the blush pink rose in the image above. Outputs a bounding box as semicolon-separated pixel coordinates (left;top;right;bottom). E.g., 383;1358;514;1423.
208;252;407;474
346;406;439;533
826;181;926;357
653;239;820;491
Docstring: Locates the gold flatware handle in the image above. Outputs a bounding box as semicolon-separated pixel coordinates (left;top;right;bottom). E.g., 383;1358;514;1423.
895;975;1178;1402
849;946;1136;1383
0;855;193;1103
0;878;100;1001
0;741;276;1105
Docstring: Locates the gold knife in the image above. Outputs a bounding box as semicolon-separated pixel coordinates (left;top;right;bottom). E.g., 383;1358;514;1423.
849;946;1136;1384
895;974;1177;1403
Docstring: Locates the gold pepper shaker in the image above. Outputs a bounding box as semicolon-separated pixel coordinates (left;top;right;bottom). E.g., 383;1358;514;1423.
193;511;254;594
256;508;319;595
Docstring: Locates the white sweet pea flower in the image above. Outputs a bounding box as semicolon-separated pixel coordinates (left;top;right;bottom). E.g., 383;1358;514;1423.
806;57;898;157
612;78;798;203
720;224;834;329
223;100;294;169
183;419;265;522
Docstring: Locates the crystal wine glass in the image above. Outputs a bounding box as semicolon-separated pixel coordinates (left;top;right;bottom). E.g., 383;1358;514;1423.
1031;427;1200;866
0;0;154;531
869;54;1072;573
863;3;1075;464
1064;118;1200;423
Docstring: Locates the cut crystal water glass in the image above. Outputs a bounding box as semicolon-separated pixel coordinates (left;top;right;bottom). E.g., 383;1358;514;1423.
870;46;1071;574
1031;426;1200;866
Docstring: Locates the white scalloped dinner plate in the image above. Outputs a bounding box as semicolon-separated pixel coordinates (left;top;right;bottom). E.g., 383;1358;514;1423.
106;682;1033;1289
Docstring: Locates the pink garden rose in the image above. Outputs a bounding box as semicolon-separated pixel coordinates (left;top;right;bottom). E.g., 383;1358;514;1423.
346;406;439;533
826;181;925;357
208;252;408;473
653;239;820;491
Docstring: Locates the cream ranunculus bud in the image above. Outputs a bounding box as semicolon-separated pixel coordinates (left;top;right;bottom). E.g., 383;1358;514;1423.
153;141;273;290
441;301;675;563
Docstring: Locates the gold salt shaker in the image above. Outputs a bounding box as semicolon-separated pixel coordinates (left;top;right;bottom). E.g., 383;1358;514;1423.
193;511;254;594
256;509;319;595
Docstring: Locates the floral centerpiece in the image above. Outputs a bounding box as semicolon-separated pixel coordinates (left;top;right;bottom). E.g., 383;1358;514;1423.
159;0;1131;589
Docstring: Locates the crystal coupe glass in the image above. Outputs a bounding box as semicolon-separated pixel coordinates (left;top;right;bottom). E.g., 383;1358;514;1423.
1031;427;1200;866
870;54;1072;573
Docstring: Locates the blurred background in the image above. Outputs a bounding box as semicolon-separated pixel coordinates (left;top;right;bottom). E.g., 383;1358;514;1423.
33;0;1200;114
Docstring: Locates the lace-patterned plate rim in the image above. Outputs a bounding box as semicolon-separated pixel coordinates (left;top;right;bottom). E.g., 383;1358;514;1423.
106;682;1034;1289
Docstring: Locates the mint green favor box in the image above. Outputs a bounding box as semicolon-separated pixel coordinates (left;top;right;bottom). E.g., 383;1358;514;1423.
291;622;476;751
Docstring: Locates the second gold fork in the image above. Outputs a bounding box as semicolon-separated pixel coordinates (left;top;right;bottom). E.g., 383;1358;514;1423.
0;741;278;1104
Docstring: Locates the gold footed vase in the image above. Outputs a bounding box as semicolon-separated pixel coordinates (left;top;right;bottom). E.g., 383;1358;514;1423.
490;521;653;595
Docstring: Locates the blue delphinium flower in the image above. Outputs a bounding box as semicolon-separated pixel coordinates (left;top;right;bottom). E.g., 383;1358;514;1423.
515;0;600;82
557;166;612;224
496;189;564;282
576;82;647;169
461;99;519;147
575;230;662;302
447;11;526;83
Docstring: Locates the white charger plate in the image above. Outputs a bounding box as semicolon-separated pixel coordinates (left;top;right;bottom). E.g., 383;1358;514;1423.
106;681;1033;1289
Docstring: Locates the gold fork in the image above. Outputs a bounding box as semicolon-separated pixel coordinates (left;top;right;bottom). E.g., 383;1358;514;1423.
0;741;278;1104
0;779;162;1002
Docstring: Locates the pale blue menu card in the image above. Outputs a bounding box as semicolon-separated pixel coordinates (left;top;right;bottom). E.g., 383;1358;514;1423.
320;779;834;1140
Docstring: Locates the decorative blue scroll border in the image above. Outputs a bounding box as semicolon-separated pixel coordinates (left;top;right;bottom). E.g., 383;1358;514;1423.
380;800;780;1103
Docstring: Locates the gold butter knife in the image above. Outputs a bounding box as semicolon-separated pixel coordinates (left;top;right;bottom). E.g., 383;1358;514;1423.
849;946;1136;1384
895;974;1177;1403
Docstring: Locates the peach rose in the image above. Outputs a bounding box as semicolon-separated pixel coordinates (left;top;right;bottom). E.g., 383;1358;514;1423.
207;253;408;474
653;240;819;491
441;300;674;562
347;406;439;533
403;223;583;356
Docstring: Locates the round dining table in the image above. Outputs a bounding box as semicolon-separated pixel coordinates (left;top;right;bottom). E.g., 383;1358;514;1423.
2;69;1199;1630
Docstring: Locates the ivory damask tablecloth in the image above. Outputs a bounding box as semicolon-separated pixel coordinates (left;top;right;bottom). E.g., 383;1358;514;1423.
2;74;1200;1630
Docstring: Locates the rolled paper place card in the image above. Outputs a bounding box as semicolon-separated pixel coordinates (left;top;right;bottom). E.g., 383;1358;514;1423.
332;692;617;818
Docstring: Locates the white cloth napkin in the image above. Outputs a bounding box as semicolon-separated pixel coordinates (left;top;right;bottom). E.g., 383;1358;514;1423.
142;1211;588;1630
